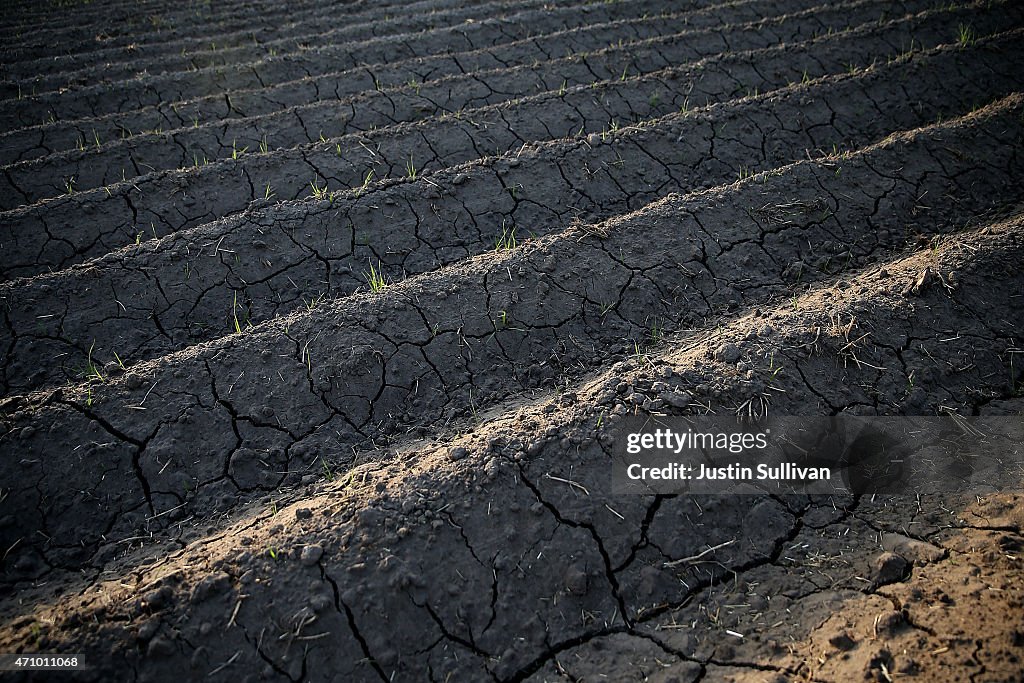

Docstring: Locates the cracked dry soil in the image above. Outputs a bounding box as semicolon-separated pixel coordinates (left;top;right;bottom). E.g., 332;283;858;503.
0;0;1022;681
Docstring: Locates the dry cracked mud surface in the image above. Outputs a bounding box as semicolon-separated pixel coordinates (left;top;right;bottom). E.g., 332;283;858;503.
1;0;1022;681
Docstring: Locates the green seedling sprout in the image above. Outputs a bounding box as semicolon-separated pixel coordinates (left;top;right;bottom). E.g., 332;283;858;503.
494;223;517;251
363;261;387;293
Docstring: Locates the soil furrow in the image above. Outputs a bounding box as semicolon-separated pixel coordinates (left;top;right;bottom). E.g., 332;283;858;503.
0;0;509;63
1;0;960;195
0;0;713;106
0;0;351;28
2;33;1021;396
0;0;459;62
1;207;1021;681
0;0;815;132
0;0;566;94
1;95;1019;590
3;9;1012;279
0;0;846;165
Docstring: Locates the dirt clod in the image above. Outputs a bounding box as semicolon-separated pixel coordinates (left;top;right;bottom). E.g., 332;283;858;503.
829;631;857;651
146;636;175;658
190;572;230;603
300;545;324;566
714;342;741;363
872;552;909;587
881;533;945;565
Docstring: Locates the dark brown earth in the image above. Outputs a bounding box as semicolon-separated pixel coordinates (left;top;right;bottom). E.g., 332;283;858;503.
0;0;1022;681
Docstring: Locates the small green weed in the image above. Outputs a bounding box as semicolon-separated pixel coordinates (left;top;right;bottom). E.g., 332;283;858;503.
363;261;388;293
321;456;335;481
957;23;976;46
494;223;517;251
309;179;333;201
85;340;105;382
231;140;248;160
231;291;249;334
355;169;375;195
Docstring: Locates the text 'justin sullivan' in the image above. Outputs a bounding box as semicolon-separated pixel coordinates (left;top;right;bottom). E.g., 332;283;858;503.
626;462;832;481
622;428;832;481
